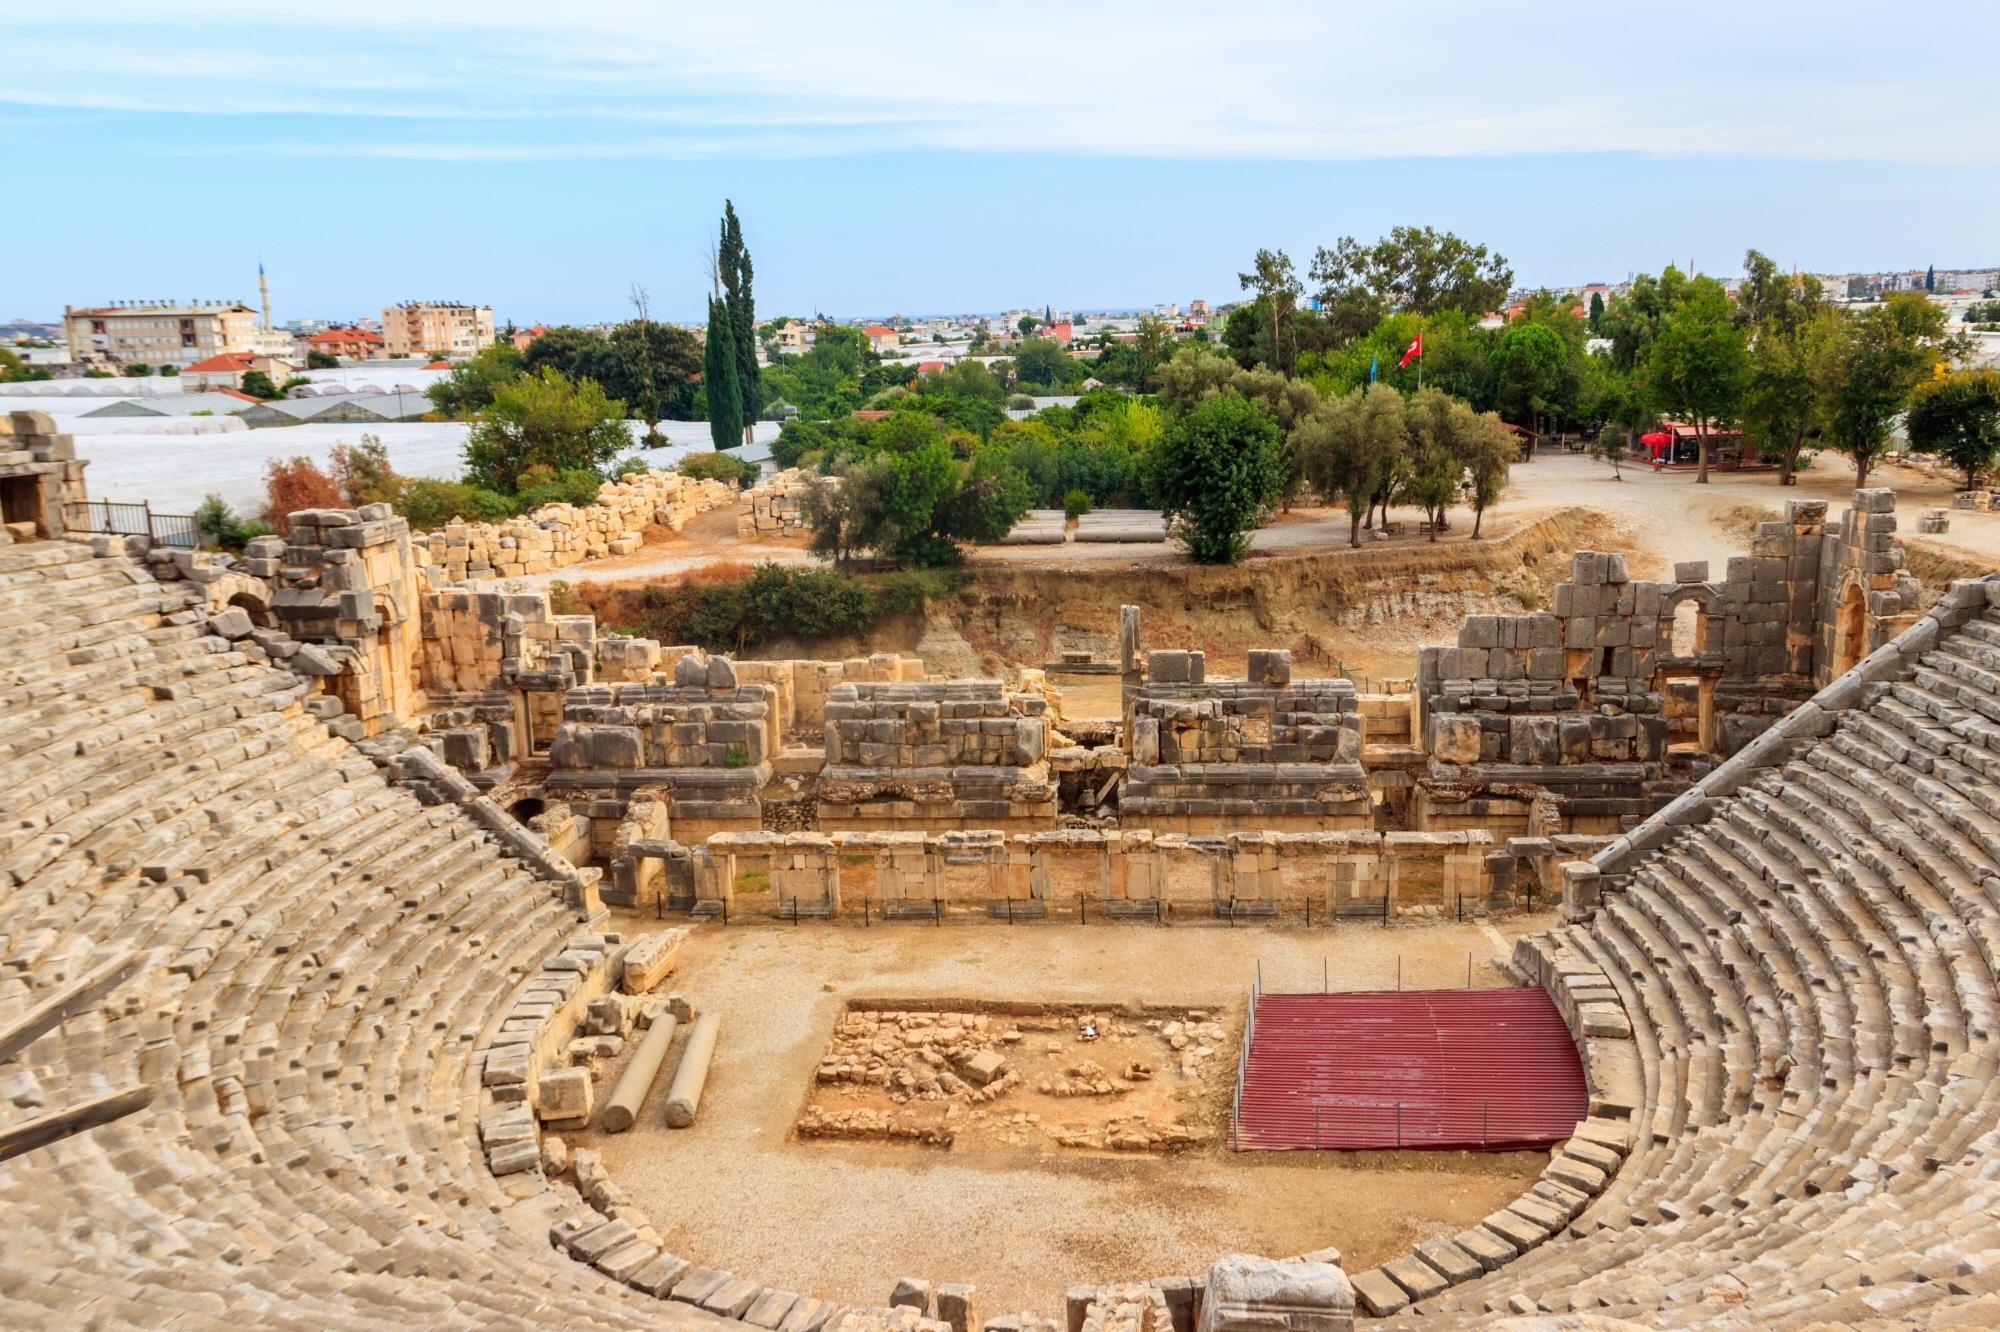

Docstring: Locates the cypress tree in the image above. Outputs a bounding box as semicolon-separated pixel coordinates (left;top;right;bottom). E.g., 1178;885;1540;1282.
704;295;742;450
719;201;759;439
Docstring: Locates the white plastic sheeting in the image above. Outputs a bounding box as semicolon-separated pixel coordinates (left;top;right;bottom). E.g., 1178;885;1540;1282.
70;420;779;516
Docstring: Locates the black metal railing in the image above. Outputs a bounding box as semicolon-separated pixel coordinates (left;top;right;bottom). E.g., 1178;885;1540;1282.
63;499;201;549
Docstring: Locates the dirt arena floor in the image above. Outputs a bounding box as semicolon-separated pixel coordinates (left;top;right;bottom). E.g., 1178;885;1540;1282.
572;914;1560;1313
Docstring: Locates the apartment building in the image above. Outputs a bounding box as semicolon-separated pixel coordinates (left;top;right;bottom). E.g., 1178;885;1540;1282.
380;301;495;359
63;300;268;369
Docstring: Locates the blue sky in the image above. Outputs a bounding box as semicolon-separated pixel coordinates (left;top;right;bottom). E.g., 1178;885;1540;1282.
6;3;1999;326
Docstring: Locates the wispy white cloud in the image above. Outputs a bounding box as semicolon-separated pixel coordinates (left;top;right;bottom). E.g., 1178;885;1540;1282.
7;2;1999;165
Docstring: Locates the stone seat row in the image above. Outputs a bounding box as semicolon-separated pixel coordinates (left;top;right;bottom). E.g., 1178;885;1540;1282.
1394;605;2000;1326
1;542;710;1328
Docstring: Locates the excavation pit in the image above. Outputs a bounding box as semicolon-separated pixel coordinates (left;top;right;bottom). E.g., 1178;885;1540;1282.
796;1001;1234;1155
581;922;1554;1313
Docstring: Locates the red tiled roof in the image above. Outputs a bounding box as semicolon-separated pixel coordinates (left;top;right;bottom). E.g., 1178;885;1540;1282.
863;325;897;337
916;360;946;374
424;359;452;369
217;389;260;403
852;409;893;421
184;352;257;374
308;327;382;348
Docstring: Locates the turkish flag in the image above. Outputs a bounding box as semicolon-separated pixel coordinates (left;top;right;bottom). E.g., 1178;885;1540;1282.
1398;332;1423;368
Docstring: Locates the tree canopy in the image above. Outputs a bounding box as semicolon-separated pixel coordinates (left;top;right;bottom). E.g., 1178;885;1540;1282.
1146;393;1285;564
1237;248;1302;376
718;200;759;439
463;366;631;493
1738;249;1828;485
1310;226;1513;320
1810;291;1962;486
797;411;1033;565
1646;274;1749;483
703;295;743;450
429;341;526;418
1907;369;2000;489
520;322;700;425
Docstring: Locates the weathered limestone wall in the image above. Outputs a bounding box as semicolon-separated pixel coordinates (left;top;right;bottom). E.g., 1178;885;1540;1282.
1814;488;1923;685
1124;648;1370;833
0;411;88;543
421;587;597;697
416;584;601;770
686;827;1493;918
527;799;595;867
736;652;928;732
736;467;812;539
818;680;1056;831
410;469;737;581
263;504;428;735
1420;494;1920;774
546;654;775;841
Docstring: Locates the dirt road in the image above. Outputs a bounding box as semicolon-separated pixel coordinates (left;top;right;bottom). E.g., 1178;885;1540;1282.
503;453;2000;595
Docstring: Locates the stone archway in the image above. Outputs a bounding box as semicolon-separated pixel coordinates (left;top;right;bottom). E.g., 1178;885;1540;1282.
1659;584;1718;657
1832;579;1868;677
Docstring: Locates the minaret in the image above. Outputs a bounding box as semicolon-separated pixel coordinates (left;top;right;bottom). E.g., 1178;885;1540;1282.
258;260;272;332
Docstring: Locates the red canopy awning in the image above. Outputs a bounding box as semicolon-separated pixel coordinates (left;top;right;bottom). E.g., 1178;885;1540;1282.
1640;431;1672;446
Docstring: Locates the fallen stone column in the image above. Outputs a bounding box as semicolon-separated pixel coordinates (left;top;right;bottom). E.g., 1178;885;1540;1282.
601;1014;679;1133
663;1012;720;1128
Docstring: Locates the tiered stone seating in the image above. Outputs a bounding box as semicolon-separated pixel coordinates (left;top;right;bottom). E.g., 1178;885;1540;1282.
13;535;2000;1330
0;541;739;1328
1392;586;2000;1328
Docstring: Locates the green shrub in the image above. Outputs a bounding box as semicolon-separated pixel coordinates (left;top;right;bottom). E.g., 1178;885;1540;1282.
627;562;962;652
195;494;275;551
678;451;761;488
515;467;608;511
1062;488;1091;519
394;478;517;529
1006;393;1037;411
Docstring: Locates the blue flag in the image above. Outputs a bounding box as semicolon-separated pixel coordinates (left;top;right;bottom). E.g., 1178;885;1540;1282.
1369;353;1378;384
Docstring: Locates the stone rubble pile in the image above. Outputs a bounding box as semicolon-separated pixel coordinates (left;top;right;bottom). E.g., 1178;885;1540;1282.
814;1010;1019;1104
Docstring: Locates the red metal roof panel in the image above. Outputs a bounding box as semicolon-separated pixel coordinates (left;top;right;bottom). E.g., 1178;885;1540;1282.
1234;987;1588;1151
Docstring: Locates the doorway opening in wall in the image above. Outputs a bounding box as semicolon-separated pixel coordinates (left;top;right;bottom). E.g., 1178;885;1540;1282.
509;796;546;823
1656;671;1718;755
1833;580;1867;677
0;476;47;538
1671;599;1706;656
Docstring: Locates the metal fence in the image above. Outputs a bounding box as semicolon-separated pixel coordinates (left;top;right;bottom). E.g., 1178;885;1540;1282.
64;499;201;549
1230;968;1261;1151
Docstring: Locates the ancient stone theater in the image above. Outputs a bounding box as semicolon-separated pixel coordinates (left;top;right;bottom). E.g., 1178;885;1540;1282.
6;406;2000;1330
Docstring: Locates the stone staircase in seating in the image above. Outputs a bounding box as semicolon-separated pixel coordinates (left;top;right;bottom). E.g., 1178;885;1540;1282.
1372;576;2000;1327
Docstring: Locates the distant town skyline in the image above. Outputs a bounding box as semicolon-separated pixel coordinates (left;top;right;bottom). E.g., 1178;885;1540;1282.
7;4;2000;325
